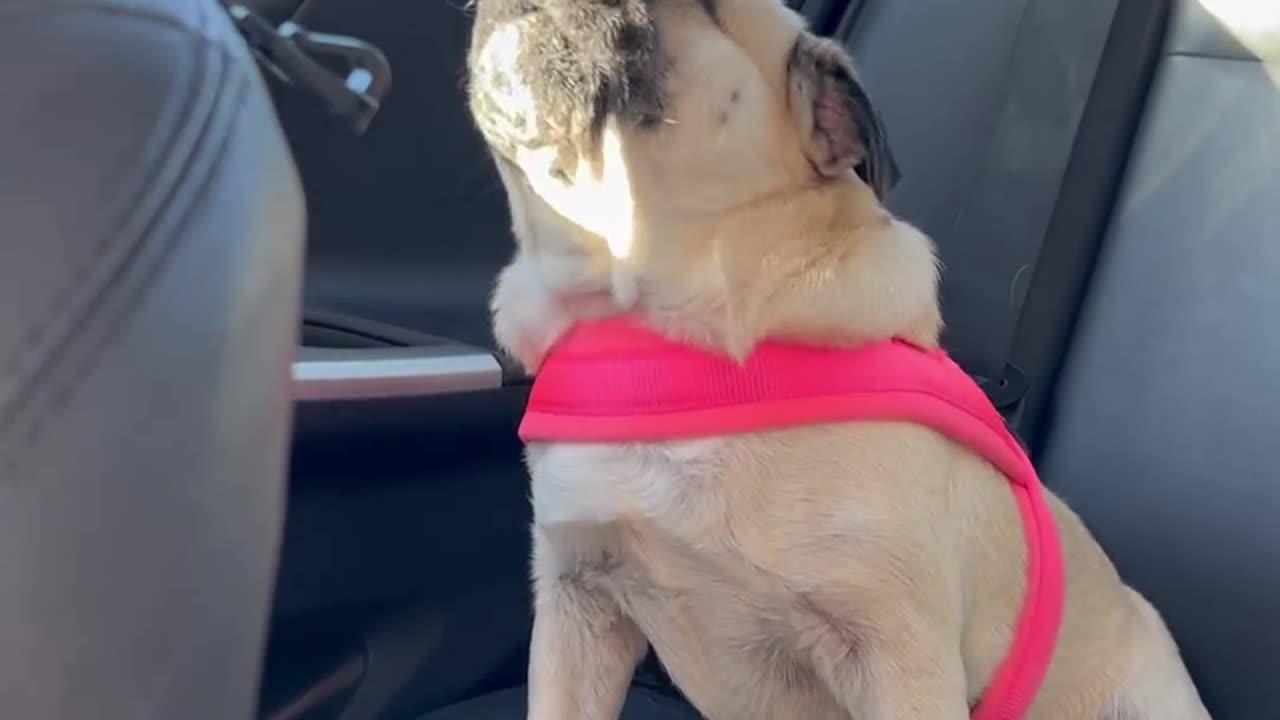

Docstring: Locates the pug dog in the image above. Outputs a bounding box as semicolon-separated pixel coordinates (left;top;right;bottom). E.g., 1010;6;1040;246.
464;0;1212;717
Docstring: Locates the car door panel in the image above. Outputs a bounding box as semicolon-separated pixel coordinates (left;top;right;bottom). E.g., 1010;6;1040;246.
254;3;531;714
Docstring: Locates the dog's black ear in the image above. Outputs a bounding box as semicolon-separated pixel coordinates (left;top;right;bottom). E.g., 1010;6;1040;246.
787;35;900;198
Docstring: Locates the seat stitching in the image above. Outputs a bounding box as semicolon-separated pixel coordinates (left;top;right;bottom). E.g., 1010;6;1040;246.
0;8;236;426
0;48;254;469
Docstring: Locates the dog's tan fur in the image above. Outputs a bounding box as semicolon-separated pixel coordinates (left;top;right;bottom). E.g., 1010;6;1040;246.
467;0;1211;717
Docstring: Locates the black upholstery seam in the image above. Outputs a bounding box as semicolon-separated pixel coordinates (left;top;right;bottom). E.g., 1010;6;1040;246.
0;10;239;426
0;3;242;392
1168;50;1271;64
0;48;253;465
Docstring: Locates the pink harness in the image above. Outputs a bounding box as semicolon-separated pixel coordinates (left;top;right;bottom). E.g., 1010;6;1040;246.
518;318;1064;720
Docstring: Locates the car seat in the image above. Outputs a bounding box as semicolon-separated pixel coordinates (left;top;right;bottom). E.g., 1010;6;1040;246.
0;0;304;717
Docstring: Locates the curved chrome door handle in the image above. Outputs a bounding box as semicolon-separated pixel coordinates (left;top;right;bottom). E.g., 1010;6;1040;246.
292;345;503;401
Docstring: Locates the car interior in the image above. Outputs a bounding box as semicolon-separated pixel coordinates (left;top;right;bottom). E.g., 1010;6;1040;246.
0;0;1275;718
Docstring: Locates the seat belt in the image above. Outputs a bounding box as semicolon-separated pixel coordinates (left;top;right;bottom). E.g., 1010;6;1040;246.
1004;0;1173;447
831;0;1123;419
926;0;1122;415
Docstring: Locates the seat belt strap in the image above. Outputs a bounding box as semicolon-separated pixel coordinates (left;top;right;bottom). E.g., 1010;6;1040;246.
833;0;1122;414
930;0;1121;392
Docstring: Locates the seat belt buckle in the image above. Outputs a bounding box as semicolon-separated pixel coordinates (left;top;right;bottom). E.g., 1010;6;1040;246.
976;363;1031;451
225;4;392;133
978;363;1029;413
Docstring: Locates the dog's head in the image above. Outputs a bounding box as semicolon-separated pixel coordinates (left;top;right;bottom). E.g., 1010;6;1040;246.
467;0;899;304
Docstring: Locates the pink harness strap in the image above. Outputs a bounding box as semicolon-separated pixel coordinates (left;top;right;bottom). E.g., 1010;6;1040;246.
518;318;1063;720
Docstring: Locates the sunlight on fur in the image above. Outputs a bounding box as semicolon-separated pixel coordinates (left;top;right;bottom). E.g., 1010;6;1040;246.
470;20;540;146
511;124;638;263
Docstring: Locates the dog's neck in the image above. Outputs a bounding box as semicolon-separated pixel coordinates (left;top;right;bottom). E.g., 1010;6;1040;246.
493;179;943;371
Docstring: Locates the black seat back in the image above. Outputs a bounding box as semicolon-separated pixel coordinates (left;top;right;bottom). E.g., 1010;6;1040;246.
0;0;303;716
1039;1;1280;715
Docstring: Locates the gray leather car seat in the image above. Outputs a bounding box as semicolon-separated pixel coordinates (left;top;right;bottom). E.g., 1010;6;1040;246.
0;0;304;718
1040;1;1280;717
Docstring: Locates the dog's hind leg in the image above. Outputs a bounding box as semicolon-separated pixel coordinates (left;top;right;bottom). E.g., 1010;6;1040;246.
1106;591;1212;720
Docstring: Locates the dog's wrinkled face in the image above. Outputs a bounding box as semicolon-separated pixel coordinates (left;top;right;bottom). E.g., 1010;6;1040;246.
467;0;898;291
